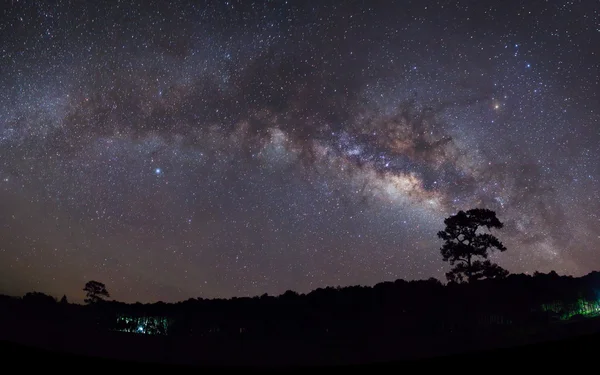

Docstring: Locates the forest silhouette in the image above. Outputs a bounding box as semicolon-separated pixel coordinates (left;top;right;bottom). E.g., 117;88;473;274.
2;209;600;365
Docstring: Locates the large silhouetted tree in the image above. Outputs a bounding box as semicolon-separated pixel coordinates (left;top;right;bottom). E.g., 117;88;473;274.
438;208;509;283
83;280;110;304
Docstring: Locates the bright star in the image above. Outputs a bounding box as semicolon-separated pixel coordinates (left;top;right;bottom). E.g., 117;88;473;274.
155;168;162;175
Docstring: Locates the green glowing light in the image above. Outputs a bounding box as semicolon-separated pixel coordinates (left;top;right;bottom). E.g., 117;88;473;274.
541;298;600;321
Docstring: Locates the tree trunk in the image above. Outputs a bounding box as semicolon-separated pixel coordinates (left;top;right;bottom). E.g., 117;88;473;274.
467;256;472;283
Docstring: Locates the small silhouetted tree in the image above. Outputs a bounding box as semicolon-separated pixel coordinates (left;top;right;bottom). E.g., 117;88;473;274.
438;208;509;283
60;295;68;304
83;280;110;304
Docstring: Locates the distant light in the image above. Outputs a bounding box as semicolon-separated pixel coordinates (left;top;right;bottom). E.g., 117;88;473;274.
526;63;531;68
137;325;144;333
155;168;162;175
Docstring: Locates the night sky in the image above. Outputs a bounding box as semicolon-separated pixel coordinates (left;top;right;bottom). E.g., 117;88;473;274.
0;0;598;303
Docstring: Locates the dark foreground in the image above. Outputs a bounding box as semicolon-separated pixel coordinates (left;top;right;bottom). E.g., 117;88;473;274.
3;327;600;370
3;315;600;367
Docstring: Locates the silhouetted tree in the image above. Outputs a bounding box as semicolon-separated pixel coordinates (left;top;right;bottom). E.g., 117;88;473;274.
60;295;68;304
83;280;110;304
438;208;509;283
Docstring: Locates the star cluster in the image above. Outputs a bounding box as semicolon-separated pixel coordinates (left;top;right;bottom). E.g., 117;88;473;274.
0;0;598;302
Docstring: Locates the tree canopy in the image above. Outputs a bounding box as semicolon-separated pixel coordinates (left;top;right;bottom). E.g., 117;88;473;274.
83;280;110;304
438;208;509;283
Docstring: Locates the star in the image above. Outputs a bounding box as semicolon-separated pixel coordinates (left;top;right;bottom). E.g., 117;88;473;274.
0;0;596;303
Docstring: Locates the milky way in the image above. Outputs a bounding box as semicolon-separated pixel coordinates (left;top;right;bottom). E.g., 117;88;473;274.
0;0;599;302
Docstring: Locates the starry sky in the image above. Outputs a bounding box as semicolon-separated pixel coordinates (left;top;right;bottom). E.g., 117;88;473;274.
0;0;599;303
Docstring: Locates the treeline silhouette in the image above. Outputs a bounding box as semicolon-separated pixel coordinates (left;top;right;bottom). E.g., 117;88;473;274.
3;271;600;339
3;272;600;365
3;209;600;365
